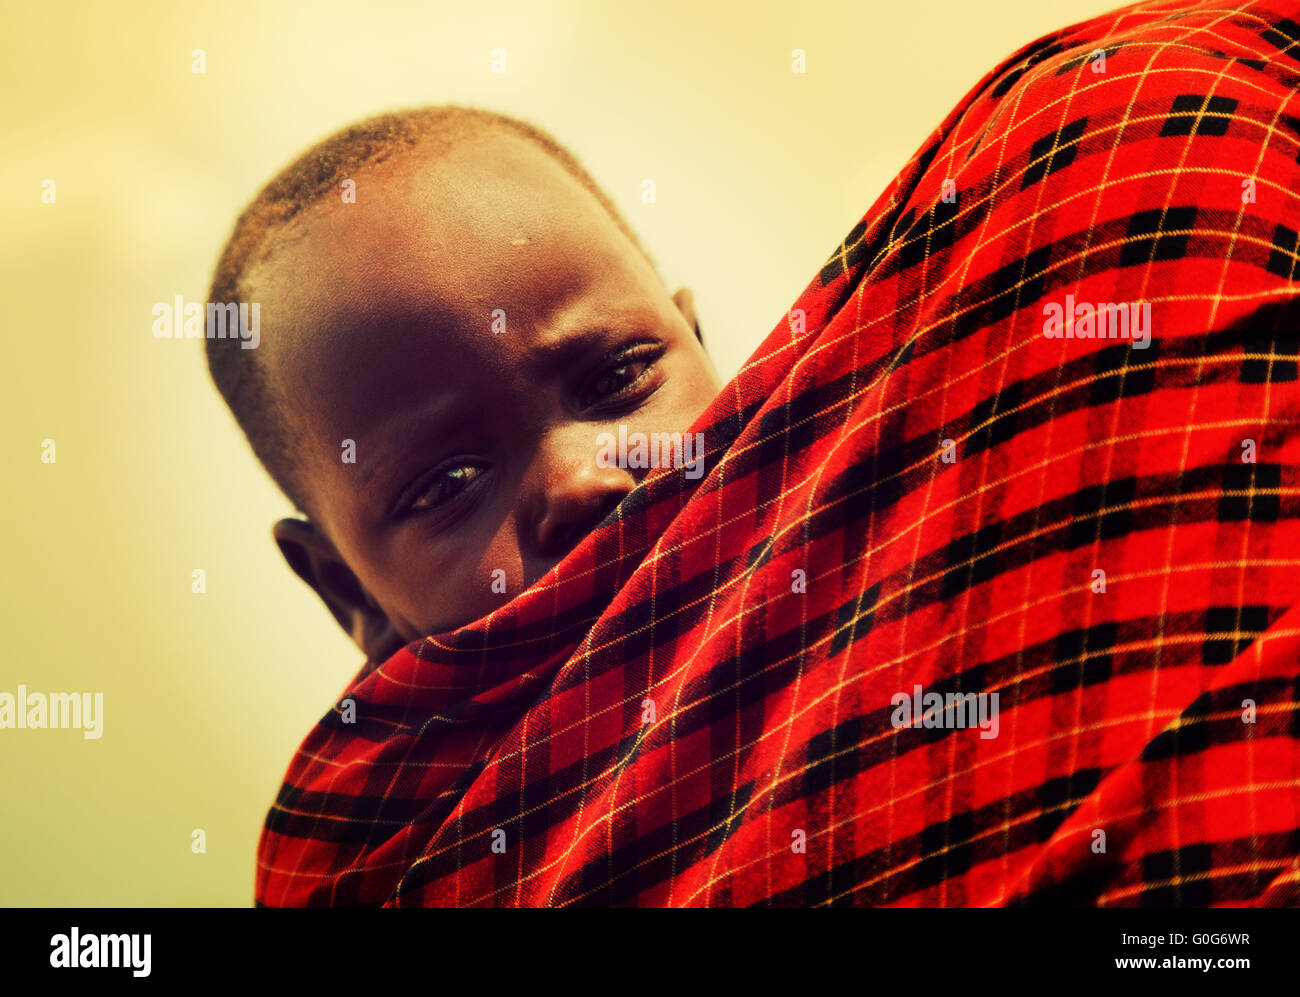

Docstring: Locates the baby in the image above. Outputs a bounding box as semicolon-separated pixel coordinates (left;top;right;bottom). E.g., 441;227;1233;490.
206;107;723;662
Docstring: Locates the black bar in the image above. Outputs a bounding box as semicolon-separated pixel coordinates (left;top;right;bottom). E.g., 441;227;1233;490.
1;907;1286;985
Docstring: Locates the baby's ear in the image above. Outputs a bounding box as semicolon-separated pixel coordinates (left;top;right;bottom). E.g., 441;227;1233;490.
671;287;704;347
272;518;404;663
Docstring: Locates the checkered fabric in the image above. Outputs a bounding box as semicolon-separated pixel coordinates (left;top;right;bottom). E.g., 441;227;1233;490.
257;0;1300;906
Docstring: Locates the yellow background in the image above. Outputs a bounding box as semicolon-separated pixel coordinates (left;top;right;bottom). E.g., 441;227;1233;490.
2;0;1121;905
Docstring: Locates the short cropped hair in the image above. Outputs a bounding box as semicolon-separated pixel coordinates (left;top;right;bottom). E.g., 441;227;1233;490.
205;105;655;516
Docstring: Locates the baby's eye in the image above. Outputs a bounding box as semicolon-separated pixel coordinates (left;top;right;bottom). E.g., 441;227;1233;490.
408;462;487;513
580;343;664;409
593;361;649;397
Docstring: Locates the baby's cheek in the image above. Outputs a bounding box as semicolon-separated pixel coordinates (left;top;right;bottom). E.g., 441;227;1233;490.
644;356;723;434
412;526;526;634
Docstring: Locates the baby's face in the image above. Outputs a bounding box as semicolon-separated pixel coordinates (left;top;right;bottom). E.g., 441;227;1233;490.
248;130;722;648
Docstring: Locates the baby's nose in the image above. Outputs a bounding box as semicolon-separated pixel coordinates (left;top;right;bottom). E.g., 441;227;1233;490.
527;456;633;562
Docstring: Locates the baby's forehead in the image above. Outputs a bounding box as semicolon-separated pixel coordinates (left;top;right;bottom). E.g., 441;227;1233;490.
250;133;624;324
317;130;598;239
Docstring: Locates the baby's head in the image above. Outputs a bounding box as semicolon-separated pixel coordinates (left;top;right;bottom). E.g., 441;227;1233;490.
207;106;722;660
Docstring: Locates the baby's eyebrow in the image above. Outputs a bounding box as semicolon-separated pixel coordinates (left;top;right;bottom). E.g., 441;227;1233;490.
525;327;621;378
350;394;464;495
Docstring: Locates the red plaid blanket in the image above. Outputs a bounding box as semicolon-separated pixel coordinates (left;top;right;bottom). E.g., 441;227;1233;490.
257;0;1300;906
